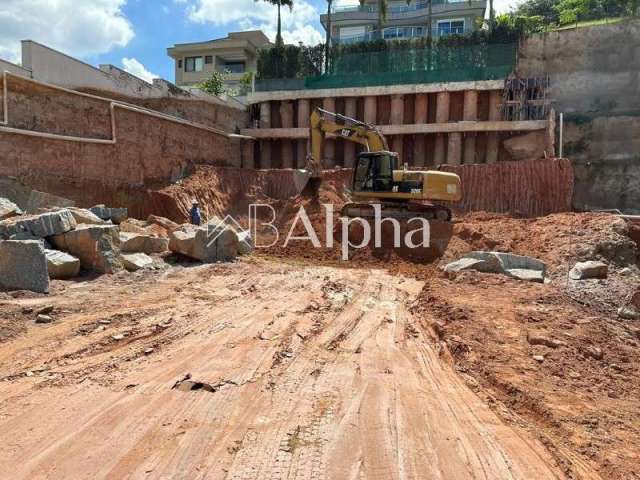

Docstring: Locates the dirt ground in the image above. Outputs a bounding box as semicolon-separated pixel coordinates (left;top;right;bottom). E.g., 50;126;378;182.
0;171;638;479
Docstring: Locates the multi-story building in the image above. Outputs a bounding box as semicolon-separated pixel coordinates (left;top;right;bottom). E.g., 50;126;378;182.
320;0;487;44
167;31;271;92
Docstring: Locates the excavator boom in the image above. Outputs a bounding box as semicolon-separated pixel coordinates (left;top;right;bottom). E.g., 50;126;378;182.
308;108;387;176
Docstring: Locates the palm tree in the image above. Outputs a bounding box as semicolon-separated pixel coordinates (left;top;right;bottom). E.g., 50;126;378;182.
488;0;495;31
325;0;333;73
427;0;432;41
256;0;294;47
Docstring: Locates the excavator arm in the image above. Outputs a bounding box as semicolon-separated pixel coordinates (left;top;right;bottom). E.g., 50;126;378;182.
307;108;388;177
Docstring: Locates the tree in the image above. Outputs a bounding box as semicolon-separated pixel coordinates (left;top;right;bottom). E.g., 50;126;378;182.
325;0;332;73
489;0;495;30
256;0;294;47
512;0;561;24
427;0;433;41
198;71;226;96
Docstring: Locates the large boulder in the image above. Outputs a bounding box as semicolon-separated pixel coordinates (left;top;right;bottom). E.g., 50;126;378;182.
0;209;76;239
122;253;154;272
211;223;239;261
148;215;179;233
169;224;238;262
569;260;609;280
444;251;503;273
51;225;122;273
119;232;169;254
492;252;546;274
0;240;49;293
444;251;546;283
67;207;107;226
0;197;22;220
237;231;254;255
0;176;74;212
45;249;81;279
90;205;128;224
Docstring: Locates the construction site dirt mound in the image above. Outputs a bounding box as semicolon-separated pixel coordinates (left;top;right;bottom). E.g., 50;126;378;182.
149;167;635;278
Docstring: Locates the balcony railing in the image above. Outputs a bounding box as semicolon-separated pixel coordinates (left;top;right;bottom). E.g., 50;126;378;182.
336;25;472;44
331;0;471;14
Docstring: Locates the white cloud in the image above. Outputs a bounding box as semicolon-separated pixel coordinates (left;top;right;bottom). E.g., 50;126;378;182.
0;0;134;63
494;0;525;14
122;57;159;83
184;0;324;45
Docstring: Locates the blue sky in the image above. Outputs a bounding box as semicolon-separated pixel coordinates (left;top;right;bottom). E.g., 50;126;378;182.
0;0;520;84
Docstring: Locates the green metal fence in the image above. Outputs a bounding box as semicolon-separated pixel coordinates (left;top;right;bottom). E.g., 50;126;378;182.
305;43;516;89
255;77;306;92
254;43;517;92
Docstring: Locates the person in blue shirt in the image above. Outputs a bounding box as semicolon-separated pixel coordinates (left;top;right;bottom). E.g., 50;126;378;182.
189;200;201;226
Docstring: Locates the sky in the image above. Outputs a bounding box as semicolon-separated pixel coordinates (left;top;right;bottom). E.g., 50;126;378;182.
0;0;522;84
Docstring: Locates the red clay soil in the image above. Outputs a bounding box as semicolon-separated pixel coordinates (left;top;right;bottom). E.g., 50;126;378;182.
253;176;640;478
2;165;637;478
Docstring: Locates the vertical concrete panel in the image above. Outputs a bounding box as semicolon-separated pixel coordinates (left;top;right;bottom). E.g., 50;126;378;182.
414;93;429;123
323;97;336;168
433;138;445;166
435;92;450;123
296;99;310;168
390;94;404;162
434;92;450;165
413;94;428;167
364;96;377;124
486;90;502;163
259;101;271;169
260;101;271;127
344;97;357;168
447;132;462;165
392;136;403;164
279;101;294;168
463;90;479;164
242;140;255;169
390;94;404;125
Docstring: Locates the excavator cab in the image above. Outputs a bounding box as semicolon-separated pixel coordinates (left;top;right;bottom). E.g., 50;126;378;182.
353;152;396;193
354;151;425;195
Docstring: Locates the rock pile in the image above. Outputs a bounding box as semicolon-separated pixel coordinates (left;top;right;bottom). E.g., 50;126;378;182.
0;202;254;292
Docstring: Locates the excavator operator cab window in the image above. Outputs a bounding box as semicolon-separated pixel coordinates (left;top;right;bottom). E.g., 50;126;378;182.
353;152;397;193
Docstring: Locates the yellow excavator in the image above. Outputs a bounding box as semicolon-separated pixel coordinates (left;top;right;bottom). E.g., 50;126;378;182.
308;108;462;221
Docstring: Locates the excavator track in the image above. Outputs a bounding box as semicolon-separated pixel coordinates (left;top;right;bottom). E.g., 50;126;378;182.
338;201;454;263
340;201;452;222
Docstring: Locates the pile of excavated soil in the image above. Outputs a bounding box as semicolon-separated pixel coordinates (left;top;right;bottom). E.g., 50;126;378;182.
152;167;637;279
410;269;640;480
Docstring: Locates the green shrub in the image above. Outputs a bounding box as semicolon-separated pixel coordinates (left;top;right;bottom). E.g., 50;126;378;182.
198;71;226;96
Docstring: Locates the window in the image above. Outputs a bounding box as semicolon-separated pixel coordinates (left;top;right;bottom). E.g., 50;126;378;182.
185;56;204;72
178;59;182;69
437;20;465;36
223;61;245;74
205;55;213;64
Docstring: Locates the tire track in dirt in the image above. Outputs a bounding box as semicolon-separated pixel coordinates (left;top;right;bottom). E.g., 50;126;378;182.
0;262;568;479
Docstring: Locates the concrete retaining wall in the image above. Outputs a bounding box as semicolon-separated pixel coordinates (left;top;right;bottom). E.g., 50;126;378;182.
0;74;249;212
518;19;640;213
245;82;552;169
